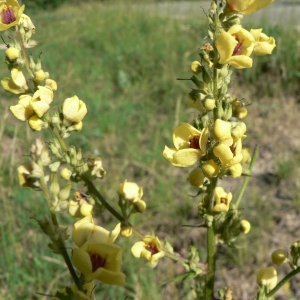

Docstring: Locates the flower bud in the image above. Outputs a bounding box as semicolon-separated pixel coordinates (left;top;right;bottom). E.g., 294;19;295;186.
49;174;60;197
210;119;232;141
63;96;87;123
119;180;143;203
120;223;133;237
240;220;251;234
60;168;72;180
257;267;277;290
271;249;287;266
236;107;248;119
203;96;215;111
58;183;72;201
202;160;220;178
6;47;20;60
189;167;205;188
35;69;47;82
133;200;146;213
49;161;61;172
190;61;202;75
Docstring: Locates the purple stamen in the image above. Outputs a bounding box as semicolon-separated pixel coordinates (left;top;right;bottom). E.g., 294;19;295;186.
89;252;107;272
1;6;16;24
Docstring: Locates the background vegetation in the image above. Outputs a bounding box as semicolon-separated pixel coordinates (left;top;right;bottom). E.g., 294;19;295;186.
1;1;300;299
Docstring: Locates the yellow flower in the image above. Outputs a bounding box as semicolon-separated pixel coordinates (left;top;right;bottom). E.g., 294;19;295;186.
163;123;208;167
131;235;165;267
72;240;125;285
28;115;45;131
0;0;25;30
10;95;34;121
250;29;276;55
30;86;53;117
72;215;120;247
213;187;232;212
257;267;277;290
231;121;247;141
45;78;57;91
63;95;87;123
216;25;255;69
189;167;205;188
1;68;29;94
119;180;143;203
69;192;94;218
226;0;274;15
213;138;243;169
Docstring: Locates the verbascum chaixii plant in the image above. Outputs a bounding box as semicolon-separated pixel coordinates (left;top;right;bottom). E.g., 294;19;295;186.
2;0;300;299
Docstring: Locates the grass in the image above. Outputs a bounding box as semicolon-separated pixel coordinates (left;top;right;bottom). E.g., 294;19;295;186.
0;1;300;299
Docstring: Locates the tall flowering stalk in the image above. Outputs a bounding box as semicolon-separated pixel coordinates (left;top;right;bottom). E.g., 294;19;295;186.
2;0;300;299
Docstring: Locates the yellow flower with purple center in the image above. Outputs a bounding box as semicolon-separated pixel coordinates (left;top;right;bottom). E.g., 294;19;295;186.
213;187;232;212
226;0;274;15
131;235;165;267
213;138;243;169
163;123;208;167
0;0;25;31
216;25;255;69
72;240;125;285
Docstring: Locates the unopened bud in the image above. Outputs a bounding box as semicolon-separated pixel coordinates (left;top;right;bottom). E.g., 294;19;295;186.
271;249;287;266
240;220;251;234
35;69;46;82
190;61;202;75
61;168;72;180
58;183;72;201
133;200;146;213
6;47;20;60
49;174;60;197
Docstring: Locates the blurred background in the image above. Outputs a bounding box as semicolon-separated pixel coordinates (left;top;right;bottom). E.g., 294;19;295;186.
1;0;300;299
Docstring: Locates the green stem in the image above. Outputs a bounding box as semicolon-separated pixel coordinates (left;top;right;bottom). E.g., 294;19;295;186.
51;212;83;291
16;30;34;79
81;175;124;222
235;145;258;208
267;266;300;298
205;225;216;300
205;177;218;299
208;177;218;214
38;161;82;290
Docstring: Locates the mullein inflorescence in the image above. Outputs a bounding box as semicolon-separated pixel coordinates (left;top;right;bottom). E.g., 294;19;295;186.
2;0;300;299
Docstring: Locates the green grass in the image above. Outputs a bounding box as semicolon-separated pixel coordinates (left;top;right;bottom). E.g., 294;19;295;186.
1;1;300;299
